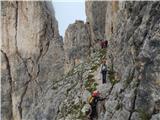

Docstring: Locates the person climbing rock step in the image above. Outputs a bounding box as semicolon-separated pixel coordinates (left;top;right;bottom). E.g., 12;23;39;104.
100;59;108;84
87;90;106;120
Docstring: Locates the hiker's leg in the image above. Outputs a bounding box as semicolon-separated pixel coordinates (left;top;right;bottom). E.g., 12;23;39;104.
102;72;106;84
90;106;94;120
91;106;97;119
104;73;106;83
102;73;104;84
90;112;94;120
89;116;93;120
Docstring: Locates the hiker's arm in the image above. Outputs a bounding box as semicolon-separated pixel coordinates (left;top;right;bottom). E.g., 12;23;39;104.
98;97;106;101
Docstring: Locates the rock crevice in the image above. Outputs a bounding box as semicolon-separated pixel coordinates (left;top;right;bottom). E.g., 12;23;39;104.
1;1;160;120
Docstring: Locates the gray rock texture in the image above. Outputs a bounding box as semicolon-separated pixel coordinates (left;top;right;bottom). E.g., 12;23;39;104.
64;20;91;73
105;1;160;120
1;1;160;120
1;1;64;120
60;1;160;120
85;1;107;43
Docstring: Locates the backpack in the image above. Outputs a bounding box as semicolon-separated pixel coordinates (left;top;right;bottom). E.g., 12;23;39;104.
101;64;107;72
104;40;108;47
87;96;94;104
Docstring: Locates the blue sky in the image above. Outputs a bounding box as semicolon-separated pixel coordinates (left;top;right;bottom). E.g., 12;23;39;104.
52;0;86;37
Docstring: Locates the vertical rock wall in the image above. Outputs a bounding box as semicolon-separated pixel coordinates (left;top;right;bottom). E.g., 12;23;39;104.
64;20;91;73
85;1;108;44
1;1;160;120
1;1;64;120
85;1;160;120
106;1;160;120
105;1;120;40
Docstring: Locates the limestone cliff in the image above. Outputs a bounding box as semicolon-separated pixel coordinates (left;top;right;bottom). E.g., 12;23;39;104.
85;1;107;43
87;1;160;120
1;1;160;120
64;20;91;73
1;1;64;120
104;1;160;120
57;1;160;120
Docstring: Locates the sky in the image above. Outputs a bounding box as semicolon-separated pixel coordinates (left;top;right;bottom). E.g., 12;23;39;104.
52;0;86;37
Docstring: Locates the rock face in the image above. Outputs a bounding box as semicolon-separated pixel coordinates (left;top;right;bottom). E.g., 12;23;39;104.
1;1;160;120
105;1;160;120
105;1;119;40
57;1;160;120
85;1;160;120
1;1;64;120
85;1;108;43
64;20;91;73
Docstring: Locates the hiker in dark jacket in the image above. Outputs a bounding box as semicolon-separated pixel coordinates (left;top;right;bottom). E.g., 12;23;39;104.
101;60;108;84
99;40;108;49
89;90;106;120
104;40;108;48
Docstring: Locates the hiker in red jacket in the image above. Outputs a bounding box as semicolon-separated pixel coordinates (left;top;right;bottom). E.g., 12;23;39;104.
99;39;108;48
89;90;106;120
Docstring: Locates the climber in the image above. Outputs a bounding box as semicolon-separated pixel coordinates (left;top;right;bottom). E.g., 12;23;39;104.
99;39;108;49
88;90;106;120
100;59;108;84
104;40;108;48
